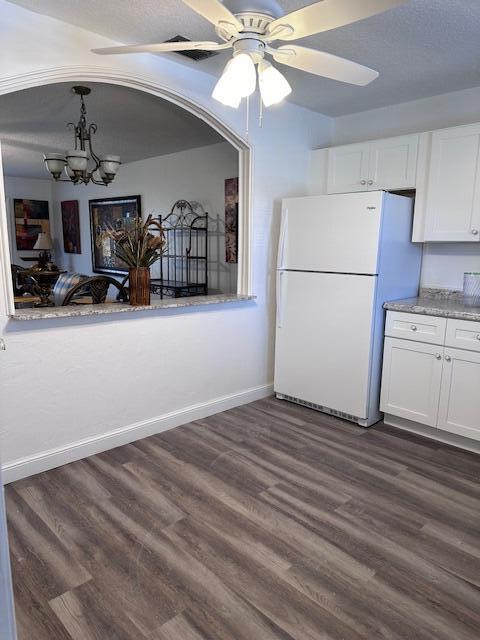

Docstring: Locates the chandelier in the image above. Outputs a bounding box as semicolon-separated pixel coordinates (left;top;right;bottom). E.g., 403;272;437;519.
44;86;121;186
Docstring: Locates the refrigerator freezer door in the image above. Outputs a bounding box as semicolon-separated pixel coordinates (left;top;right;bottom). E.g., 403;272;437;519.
274;271;377;419
278;191;384;274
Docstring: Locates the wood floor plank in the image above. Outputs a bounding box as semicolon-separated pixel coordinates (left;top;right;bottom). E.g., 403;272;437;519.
49;580;150;640
164;515;365;640
6;489;92;602
6;397;480;639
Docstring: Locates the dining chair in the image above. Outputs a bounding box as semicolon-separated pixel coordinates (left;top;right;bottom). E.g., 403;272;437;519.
52;272;88;306
61;275;128;306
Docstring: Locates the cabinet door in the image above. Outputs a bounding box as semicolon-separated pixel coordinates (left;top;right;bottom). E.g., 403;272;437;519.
327;143;370;194
438;347;480;441
368;135;419;191
380;337;443;427
424;124;480;241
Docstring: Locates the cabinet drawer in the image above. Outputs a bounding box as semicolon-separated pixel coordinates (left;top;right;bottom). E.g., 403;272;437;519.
385;311;446;345
445;318;480;353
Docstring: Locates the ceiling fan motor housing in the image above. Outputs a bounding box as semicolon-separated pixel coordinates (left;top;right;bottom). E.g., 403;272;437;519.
232;36;266;63
224;0;284;20
221;0;284;37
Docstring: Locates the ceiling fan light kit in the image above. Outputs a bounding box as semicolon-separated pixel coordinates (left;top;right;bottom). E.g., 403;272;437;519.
258;59;292;106
44;85;121;186
92;0;407;112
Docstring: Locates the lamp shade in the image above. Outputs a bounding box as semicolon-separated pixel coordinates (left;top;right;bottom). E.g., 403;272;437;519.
66;149;88;172
44;153;66;178
33;232;53;250
212;54;256;107
212;60;243;108
99;155;121;177
258;60;292;107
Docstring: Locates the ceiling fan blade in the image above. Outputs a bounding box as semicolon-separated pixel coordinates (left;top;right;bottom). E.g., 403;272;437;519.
92;41;232;55
266;0;407;41
272;45;379;86
181;0;243;33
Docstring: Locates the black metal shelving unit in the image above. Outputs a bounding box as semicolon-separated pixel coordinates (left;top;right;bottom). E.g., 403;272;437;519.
150;200;208;299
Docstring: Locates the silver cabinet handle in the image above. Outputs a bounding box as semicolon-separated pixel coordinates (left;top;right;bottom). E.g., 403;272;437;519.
367;180;374;185
472;229;479;235
360;180;367;185
435;353;442;360
410;324;418;331
0;338;5;351
444;355;451;362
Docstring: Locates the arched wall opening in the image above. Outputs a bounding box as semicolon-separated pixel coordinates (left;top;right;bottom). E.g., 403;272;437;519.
0;68;253;316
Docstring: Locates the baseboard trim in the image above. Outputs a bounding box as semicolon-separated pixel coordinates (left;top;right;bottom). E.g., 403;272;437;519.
2;383;274;484
383;414;480;454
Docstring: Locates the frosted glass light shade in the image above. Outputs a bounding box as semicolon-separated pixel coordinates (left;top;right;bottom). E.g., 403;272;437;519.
258;60;292;107
44;153;66;178
212;61;242;108
99;155;121;176
92;169;104;183
66;149;88;172
212;53;256;107
33;232;53;250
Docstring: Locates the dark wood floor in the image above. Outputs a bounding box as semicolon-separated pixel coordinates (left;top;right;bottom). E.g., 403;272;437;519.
5;397;480;639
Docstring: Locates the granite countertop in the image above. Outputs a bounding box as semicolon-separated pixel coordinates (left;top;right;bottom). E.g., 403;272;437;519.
11;293;256;321
384;288;480;322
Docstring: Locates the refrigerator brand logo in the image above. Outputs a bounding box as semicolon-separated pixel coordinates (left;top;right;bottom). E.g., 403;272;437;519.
367;206;377;211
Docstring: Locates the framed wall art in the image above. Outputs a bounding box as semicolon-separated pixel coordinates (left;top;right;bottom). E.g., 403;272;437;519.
61;200;81;254
89;195;142;275
224;177;239;264
13;198;50;250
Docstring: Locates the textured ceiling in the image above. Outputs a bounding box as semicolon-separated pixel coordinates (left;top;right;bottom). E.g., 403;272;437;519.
0;82;224;178
6;0;480;116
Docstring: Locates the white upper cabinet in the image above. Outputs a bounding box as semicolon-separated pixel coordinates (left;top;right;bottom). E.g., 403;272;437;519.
368;135;419;191
422;124;480;242
326;143;370;193
326;134;419;194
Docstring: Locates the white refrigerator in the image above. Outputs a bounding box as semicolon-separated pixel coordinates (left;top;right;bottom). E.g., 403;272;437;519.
274;191;422;427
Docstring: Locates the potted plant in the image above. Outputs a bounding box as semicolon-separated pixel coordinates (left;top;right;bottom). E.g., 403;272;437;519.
108;215;165;305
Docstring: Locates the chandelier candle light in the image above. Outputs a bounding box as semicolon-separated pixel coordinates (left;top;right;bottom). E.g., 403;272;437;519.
44;86;121;186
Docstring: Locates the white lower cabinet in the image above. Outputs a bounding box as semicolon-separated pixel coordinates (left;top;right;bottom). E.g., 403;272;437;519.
437;347;480;440
381;311;480;442
381;337;443;427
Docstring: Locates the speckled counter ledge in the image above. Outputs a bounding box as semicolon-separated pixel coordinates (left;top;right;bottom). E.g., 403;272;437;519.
384;294;480;322
11;294;256;321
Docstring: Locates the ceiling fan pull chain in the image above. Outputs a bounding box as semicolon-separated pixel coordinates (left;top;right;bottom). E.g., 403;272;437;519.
245;94;250;138
258;91;264;129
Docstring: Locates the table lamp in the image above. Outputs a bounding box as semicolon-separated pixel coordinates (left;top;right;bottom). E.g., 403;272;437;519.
33;233;54;270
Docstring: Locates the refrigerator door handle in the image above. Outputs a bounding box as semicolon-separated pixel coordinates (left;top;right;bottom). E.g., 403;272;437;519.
277;271;285;328
277;208;288;270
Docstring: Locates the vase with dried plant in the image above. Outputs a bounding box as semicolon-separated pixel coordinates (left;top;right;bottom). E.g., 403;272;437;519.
107;215;165;305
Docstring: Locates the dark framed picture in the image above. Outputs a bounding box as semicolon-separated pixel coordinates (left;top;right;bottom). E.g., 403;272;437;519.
225;177;239;264
61;200;81;254
13;198;50;250
89;195;142;275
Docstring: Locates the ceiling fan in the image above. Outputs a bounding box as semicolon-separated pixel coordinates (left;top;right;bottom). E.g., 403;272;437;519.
92;0;407;109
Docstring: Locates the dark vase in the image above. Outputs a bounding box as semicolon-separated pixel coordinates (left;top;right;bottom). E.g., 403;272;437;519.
129;267;150;305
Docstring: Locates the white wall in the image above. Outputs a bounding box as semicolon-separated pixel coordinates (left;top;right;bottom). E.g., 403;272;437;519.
332;86;480;146
4;176;53;266
52;142;239;293
331;87;480;291
0;1;333;477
